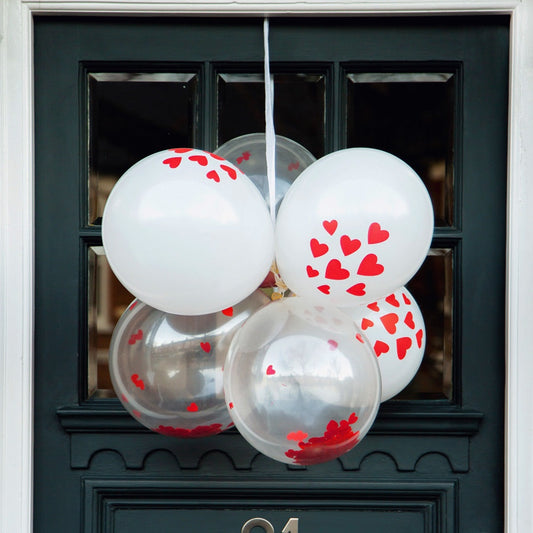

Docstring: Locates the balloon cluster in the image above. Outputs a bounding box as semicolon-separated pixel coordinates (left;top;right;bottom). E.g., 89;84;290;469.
103;143;433;465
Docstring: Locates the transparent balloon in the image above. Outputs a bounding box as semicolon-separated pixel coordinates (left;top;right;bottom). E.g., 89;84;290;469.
109;290;269;437
348;287;427;402
224;297;381;465
102;148;274;315
275;147;434;306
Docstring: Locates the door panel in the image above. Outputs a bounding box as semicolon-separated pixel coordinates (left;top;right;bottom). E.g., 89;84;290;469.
34;16;508;532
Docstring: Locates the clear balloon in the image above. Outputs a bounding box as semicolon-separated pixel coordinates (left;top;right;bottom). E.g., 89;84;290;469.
348;287;426;402
102;148;275;315
275;148;434;306
214;133;316;212
109;291;269;437
224;297;381;465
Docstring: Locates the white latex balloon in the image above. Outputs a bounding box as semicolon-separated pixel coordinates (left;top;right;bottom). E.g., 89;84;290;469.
348;287;426;402
102;148;275;315
275;148;434;306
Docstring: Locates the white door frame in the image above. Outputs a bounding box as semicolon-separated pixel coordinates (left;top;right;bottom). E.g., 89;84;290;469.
1;1;531;531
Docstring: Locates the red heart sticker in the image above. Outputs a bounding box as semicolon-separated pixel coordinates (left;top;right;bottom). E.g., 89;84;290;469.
361;318;374;330
128;329;143;345
357;254;384;276
306;265;319;278
368;222;390;244
385;294;400;307
200;342;211;353
310;238;329;258
403;292;412;305
187;402;199;412
323;219;338;235
131;374;145;390
220;164;238;180
380;313;399;334
396;337;412;360
325;259;350;280
206;170;220;182
346;283;366;296
188;154;208;166
317;285;331;294
266;365;276;375
163;157;182;169
404;311;415;329
287;430;308;441
340;235;361;256
416;329;424;348
374;340;390;357
222;307;234;317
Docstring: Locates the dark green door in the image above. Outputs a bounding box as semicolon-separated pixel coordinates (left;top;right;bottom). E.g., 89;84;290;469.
34;16;508;532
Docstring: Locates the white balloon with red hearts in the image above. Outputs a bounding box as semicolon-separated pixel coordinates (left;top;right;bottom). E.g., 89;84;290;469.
275;148;434;306
348;286;426;402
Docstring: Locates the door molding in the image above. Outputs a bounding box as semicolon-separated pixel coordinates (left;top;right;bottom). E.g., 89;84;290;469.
1;2;531;532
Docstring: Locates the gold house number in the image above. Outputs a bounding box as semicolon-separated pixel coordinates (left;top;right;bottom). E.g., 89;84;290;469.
241;517;299;533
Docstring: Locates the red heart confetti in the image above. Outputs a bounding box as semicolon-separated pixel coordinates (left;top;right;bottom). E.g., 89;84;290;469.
200;342;211;353
323;219;338;235
404;311;415;329
206;170;220;182
385;294;400;307
368;222;390;244
171;148;193;154
306;265;319;278
287;430;308;441
163;157;182;168
266;365;276;375
310;238;329;258
128;329;143;345
317;285;331;294
288;162;300;171
356;333;365;343
380;313;399;334
236;151;251;164
403;292;412;305
367;302;380;312
131;374;145;390
328;339;338;350
357;254;384;276
220;164;238;180
187;402;199;412
325;259;350;280
374;340;390;357
396;337;412;360
416;329;424;348
361;318;374;330
188;154;208;166
346;283;366;296
222;307;234;317
340;235;362;256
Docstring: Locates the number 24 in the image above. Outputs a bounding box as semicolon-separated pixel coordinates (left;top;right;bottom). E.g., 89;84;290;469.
241;517;299;533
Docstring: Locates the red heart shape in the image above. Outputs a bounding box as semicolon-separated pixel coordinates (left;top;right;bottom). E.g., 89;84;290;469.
228;402;234;409
404;311;415;329
288;162;300;171
306;265;319;278
385;294;400;307
187;402;199;412
287;430;308;442
367;302;380;312
416;328;424;348
222;307;233;317
374;340;390;357
310;238;329;258
357;254;384;276
317;285;330;294
266;364;276;375
381;313;399;334
128;329;143;345
361;318;374;330
325;259;350;280
171;148;193;154
206;170;220;182
163;157;182;168
346;283;366;296
200;342;211;353
236;151;250;164
396;337;412;360
356;333;365;343
131;373;145;390
340;235;362;256
188;154;208;166
328;339;338;350
220;164;238;180
403;292;412;305
323;219;338;235
368;222;390;244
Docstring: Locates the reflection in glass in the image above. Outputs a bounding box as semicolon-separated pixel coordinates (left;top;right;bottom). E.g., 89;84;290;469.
397;248;454;400
217;72;325;158
88;72;198;224
346;72;455;227
88;246;133;398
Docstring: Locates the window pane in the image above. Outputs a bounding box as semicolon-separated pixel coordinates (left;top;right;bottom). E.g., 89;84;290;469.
396;248;454;400
88;246;133;398
217;72;325;158
88;72;199;225
346;72;455;227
